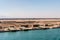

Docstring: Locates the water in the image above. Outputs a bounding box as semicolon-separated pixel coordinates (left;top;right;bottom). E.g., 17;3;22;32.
0;29;60;40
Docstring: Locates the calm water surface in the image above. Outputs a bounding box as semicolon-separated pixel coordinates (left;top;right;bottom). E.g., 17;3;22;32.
0;29;60;40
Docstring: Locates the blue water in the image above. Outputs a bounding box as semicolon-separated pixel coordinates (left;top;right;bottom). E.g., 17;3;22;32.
0;29;60;40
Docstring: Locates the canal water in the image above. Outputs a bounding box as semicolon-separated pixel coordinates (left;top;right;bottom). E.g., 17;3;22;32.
0;29;60;40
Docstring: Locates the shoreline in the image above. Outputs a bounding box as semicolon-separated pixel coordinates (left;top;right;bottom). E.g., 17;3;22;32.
0;18;60;32
0;27;60;32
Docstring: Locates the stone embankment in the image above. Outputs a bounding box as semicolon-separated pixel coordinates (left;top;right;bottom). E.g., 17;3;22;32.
1;25;60;32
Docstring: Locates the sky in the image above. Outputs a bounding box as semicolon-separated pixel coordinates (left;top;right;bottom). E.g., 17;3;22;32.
0;0;60;18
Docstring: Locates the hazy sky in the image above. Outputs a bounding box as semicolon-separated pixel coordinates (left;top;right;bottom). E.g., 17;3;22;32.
0;0;60;18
